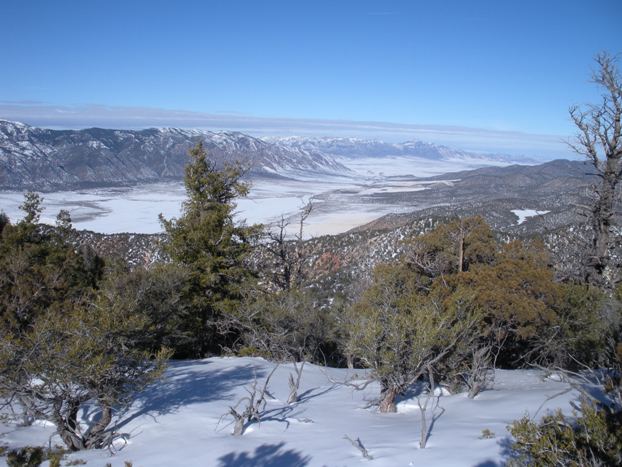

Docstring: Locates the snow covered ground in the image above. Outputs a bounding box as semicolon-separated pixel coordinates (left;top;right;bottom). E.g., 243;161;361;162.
0;357;581;466
340;155;509;179
511;209;550;224
0;156;504;238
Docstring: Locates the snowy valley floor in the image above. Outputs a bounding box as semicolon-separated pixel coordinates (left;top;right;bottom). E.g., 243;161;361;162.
1;357;580;466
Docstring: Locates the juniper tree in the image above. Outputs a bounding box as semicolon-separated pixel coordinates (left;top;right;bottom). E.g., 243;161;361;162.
344;263;481;413
160;142;261;356
0;194;169;451
0;296;169;451
406;216;496;279
97;263;193;356
0;194;101;336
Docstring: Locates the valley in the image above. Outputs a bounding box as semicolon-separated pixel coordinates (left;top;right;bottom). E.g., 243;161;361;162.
0;120;551;238
1;120;588;238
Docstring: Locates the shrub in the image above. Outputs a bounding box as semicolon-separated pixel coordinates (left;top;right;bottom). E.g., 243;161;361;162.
480;428;495;439
345;263;481;412
509;399;622;466
236;288;338;364
6;447;44;467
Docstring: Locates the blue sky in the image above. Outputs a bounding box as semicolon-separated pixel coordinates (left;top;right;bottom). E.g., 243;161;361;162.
1;0;620;156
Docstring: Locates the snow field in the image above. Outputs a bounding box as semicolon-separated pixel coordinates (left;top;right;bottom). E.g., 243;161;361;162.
1;357;580;466
511;209;550;225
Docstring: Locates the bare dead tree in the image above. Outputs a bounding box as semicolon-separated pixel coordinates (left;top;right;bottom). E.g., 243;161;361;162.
225;365;279;436
463;346;494;399
344;434;374;460
287;360;305;405
292;200;313;289
569;53;622;288
417;366;446;449
265;216;294;291
264;201;313;291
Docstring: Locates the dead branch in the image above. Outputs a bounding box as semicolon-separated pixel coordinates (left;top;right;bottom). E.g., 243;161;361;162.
287;360;305;404
344;434;374;460
226;364;279;436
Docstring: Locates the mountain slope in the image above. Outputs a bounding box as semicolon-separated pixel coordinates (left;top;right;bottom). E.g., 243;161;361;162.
0;120;350;190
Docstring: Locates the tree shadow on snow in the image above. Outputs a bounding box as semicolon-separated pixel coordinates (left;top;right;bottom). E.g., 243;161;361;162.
296;384;338;404
218;442;311;467
472;436;516;467
115;361;263;430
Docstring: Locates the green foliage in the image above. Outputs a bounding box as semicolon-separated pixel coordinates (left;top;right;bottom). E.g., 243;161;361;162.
55;209;73;237
96;263;193;356
345;216;615;408
0;193;104;348
0;286;171;450
0;193;170;451
410;220;611;369
435;240;561;366
237;288;338;363
0;211;9;235
19;192;43;224
6;447;44;467
407;216;497;278
553;283;609;367
345;262;481;410
509;400;622;466
160;142;261;356
46;450;65;467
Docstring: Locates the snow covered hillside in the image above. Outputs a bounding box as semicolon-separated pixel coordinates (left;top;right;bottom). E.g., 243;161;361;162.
0;120;350;190
1;357;581;466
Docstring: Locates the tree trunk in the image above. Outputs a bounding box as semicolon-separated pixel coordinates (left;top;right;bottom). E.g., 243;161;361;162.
55;400;85;451
379;385;398;413
587;160;618;288
17;396;34;426
419;367;435;449
346;354;354;369
232;416;245;436
571;53;622;290
467;382;481;399
287;361;305;405
458;235;464;273
419;403;428;448
84;404;112;449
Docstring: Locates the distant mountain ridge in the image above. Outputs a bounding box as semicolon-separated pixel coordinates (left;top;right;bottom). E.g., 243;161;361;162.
0;120;350;191
266;136;538;164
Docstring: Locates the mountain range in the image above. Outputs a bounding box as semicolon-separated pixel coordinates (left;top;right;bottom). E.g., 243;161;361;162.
0;120;349;190
1;120;537;191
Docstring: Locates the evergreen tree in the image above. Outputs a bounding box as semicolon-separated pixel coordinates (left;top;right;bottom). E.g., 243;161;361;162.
159;142;261;356
0;193;168;451
19;192;43;224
